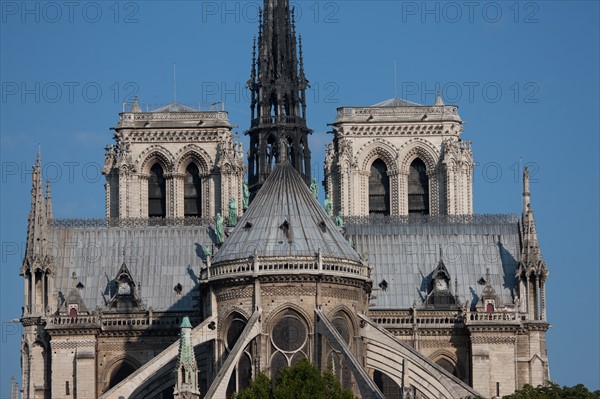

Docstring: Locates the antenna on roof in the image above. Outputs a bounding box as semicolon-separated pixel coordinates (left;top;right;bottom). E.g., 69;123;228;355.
393;59;397;99
173;63;177;104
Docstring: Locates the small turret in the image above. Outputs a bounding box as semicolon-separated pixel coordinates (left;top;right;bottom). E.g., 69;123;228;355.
45;179;53;221
130;95;142;112
516;166;548;320
174;316;200;399
434;90;445;106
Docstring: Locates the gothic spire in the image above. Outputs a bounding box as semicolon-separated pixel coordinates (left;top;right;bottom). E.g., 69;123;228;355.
23;148;49;273
434;90;445;106
45;179;54;221
174;316;200;399
246;0;312;197
251;0;306;121
518;166;546;276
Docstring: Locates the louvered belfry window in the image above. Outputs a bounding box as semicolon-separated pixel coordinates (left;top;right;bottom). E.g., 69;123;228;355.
369;159;391;215
408;158;429;215
148;163;166;218
184;163;202;217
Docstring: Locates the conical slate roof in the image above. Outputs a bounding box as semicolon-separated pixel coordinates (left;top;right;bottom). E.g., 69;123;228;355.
212;163;361;264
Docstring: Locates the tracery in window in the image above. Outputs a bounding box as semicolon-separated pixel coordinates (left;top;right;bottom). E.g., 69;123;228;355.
184;163;202;217
408;158;429;214
369;159;390;215
148;163;166;218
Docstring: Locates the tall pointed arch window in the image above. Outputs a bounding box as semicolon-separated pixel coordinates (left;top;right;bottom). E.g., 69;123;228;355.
148;163;166;218
184;163;202;217
369;159;390;215
408;158;429;214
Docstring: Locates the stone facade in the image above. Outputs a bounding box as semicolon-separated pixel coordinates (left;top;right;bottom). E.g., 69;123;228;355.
102;100;245;220
324;96;474;217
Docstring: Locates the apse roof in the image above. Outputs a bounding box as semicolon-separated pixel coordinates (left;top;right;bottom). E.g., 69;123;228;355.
212;163;361;264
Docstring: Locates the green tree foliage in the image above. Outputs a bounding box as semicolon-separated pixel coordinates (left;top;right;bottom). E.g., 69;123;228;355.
502;383;600;399
233;358;355;399
233;373;272;399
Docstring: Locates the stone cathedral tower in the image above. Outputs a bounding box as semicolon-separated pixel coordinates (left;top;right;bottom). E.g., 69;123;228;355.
246;0;311;197
324;95;474;217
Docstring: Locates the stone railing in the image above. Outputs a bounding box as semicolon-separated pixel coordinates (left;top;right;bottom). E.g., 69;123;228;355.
50;217;215;228
335;105;461;122
48;312;200;330
208;256;370;281
49;315;100;326
468;311;518;322
370;312;464;328
345;214;518;225
250;115;306;128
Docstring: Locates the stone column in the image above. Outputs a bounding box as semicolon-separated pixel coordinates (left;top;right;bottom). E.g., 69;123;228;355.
31;272;37;314
171;173;185;218
399;172;409;215
540;278;547;321
387;169;400;216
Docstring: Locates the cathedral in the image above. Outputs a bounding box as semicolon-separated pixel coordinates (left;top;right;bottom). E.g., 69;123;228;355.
18;1;550;398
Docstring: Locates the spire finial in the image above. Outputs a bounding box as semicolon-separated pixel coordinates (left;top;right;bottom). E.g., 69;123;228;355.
131;95;141;112
45;179;54;220
434;90;445;106
523;165;531;214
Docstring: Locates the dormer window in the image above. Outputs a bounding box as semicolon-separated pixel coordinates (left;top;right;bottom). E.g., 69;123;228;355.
118;276;132;296
68;304;78;318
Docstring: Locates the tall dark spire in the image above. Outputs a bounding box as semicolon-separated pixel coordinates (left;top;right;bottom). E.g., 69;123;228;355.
246;0;311;198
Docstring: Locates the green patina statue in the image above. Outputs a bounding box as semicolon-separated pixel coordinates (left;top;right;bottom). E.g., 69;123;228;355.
336;211;344;227
324;194;333;217
215;213;225;244
309;178;319;200
242;180;250;210
228;196;238;227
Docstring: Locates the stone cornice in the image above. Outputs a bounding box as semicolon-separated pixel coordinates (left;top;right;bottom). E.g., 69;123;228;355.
339;123;461;138
118;129;226;143
470;336;516;345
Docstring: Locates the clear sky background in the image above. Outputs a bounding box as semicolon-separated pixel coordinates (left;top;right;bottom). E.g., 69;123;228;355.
1;1;598;396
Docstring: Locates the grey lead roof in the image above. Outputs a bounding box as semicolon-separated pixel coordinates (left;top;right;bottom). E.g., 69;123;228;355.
212;163;361;264
47;226;213;312
346;222;521;310
46;219;520;313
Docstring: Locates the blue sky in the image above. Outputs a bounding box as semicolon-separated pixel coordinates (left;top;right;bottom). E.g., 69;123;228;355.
1;0;599;396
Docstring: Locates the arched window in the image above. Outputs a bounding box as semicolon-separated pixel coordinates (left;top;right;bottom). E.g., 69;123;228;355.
224;313;253;399
148;163;166;218
270;309;309;379
373;370;402;398
108;361;137;390
436;358;457;376
369;159;390;215
184;163;202;217
408;158;429;215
